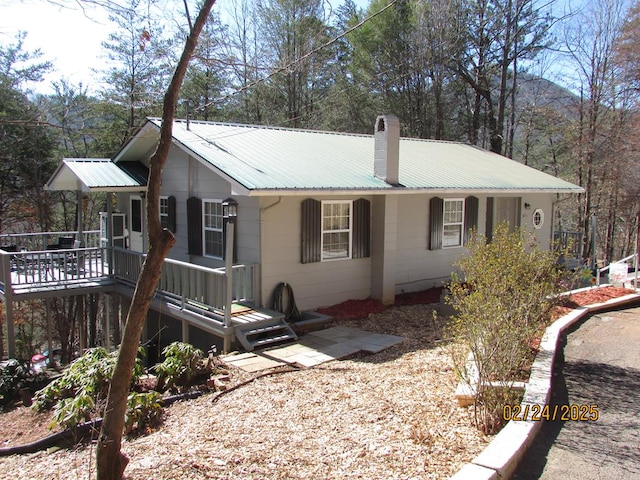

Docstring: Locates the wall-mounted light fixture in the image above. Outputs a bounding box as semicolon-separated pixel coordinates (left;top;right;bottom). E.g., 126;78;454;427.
222;198;238;224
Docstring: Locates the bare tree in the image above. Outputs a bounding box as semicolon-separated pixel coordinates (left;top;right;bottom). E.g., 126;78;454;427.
95;1;217;478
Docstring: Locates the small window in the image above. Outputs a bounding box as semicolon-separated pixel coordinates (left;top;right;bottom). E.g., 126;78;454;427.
443;199;464;247
160;196;169;229
321;200;352;261
203;199;223;258
533;209;544;229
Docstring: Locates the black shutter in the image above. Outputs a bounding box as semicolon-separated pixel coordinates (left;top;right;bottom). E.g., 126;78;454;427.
167;195;177;233
186;196;202;256
486;197;494;243
301;198;321;263
429;197;443;250
352;198;371;259
464;196;479;245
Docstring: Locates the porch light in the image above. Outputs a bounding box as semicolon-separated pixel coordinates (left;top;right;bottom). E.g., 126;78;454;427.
222;198;238;222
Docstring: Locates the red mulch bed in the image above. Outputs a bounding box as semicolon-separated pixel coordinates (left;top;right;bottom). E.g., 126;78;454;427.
317;287;444;320
318;287;442;320
551;286;636;319
317;286;636;322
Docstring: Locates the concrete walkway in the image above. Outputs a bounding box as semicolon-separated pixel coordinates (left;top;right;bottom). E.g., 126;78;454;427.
512;307;640;479
221;326;405;372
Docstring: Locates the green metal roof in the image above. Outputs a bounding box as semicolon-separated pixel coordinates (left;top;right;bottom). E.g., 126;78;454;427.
129;118;583;195
46;158;147;192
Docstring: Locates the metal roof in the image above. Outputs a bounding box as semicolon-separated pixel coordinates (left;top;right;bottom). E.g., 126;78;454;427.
124;118;583;195
45;158;148;192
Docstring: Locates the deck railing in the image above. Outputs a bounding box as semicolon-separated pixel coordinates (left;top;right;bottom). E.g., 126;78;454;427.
0;245;109;292
0;230;102;251
112;248;257;316
0;232;258;320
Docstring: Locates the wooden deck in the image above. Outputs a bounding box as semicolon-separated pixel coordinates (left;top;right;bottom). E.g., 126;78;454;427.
0;231;272;356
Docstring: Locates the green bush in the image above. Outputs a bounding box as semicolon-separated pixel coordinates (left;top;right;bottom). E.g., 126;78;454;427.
154;342;210;393
448;224;569;434
33;347;145;430
125;391;164;434
0;359;46;410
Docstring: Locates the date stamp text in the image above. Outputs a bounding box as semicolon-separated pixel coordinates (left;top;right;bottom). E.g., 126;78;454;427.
503;404;599;422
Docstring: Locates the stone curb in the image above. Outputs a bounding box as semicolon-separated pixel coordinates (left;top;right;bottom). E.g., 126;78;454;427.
450;287;640;480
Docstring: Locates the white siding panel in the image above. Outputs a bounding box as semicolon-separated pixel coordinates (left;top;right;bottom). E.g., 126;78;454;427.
260;196;371;311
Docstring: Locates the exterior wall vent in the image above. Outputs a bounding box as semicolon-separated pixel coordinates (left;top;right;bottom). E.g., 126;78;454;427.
374;114;400;185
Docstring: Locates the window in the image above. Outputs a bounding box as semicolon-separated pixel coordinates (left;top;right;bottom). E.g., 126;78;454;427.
429;196;478;250
203;199;223;258
301;198;370;264
532;209;544;229
443;199;464;247
321;201;352;261
159;195;176;232
160;196;169;228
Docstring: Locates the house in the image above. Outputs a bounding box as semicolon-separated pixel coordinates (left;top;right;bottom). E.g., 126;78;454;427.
2;115;583;358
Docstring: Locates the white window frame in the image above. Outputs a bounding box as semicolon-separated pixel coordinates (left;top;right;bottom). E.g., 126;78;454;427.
159;195;169;229
443;198;465;248
321;200;353;261
202;199;224;259
532;208;544;230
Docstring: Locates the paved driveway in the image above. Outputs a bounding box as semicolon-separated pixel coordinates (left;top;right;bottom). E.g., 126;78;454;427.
513;307;640;479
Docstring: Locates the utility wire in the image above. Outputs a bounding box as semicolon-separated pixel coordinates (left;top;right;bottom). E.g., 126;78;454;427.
195;0;398;112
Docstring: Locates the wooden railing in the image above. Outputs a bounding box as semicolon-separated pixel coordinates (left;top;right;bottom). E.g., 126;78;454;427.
0;233;258;322
553;231;583;260
112;248;257;317
0;245;109;291
0;230;102;251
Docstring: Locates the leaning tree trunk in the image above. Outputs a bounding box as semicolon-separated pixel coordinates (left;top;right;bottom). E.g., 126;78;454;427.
96;2;217;479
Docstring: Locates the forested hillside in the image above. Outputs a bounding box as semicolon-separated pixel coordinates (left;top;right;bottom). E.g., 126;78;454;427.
2;0;640;264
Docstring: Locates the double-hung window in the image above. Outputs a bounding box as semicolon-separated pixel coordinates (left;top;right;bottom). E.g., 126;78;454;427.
203;199;223;258
321;201;352;261
159;196;169;229
442;199;464;248
429;196;478;250
301;198;370;264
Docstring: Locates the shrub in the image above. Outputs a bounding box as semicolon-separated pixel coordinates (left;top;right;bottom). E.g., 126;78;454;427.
33;347;145;430
448;224;569;434
0;359;46;410
154;342;210;393
125;391;164;434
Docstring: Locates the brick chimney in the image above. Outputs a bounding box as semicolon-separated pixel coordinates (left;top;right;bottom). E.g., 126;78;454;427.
374;114;400;185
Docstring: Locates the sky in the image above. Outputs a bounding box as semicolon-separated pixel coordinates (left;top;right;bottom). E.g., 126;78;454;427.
1;0;369;96
1;0;114;93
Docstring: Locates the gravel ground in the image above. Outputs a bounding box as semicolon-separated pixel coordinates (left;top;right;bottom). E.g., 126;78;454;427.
0;303;490;480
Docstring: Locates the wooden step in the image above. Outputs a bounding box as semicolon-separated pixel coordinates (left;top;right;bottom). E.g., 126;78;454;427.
235;318;298;351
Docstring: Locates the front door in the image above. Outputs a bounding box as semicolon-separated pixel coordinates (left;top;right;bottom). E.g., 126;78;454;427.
129;195;144;251
495;197;521;231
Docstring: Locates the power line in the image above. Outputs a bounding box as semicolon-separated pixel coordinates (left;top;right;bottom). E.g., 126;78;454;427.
196;0;398;112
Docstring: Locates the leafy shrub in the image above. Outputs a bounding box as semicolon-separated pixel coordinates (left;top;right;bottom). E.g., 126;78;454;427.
0;359;46;410
33;347;144;428
448;224;569;434
154;342;210;393
125;391;164;434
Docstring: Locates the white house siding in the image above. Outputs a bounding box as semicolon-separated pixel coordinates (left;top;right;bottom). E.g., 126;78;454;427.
117;147;262;268
394;193;556;295
259;196;372;311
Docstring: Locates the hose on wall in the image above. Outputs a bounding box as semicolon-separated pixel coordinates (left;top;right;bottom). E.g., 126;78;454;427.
271;282;302;323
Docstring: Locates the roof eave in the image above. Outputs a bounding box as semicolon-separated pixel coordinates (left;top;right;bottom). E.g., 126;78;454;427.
243;187;585;197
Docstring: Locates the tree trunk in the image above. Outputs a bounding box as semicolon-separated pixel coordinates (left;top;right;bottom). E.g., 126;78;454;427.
96;2;217;478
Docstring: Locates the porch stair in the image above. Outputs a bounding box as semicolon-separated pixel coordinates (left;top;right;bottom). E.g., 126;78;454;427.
234;315;298;351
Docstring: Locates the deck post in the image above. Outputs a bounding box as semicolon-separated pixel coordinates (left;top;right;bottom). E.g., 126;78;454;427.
2;252;16;358
4;299;15;359
223;222;235;353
